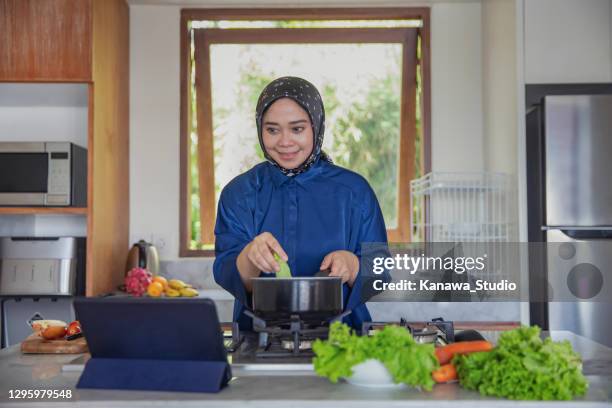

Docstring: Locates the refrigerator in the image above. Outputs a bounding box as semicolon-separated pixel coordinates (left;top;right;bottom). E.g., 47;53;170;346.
541;94;612;347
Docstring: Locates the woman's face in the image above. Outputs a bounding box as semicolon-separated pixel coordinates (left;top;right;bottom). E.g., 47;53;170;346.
262;98;314;170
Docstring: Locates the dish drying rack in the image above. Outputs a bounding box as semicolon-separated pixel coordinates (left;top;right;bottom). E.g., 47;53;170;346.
410;172;515;285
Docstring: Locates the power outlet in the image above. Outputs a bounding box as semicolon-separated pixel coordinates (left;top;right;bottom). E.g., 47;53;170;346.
149;234;167;255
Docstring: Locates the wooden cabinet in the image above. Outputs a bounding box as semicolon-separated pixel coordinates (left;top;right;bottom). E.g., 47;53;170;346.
0;0;92;81
0;0;130;296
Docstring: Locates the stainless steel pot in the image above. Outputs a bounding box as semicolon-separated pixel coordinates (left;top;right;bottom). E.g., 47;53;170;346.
251;277;343;322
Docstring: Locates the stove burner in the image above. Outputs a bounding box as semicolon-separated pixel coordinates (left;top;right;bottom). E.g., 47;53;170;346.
361;317;455;345
243;310;349;358
281;339;313;351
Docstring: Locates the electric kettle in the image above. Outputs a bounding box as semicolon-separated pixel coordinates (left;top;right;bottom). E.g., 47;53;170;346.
125;240;160;275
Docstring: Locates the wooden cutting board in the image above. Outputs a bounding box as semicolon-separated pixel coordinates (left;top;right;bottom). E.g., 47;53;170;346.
21;334;88;354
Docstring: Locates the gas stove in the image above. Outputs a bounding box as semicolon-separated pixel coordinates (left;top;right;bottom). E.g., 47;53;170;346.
226;315;456;363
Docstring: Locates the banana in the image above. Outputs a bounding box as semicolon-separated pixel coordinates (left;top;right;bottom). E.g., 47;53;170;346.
179;287;199;297
165;288;181;297
168;279;187;290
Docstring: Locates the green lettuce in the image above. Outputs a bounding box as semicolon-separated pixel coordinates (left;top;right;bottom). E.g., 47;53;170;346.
312;322;439;390
454;326;588;400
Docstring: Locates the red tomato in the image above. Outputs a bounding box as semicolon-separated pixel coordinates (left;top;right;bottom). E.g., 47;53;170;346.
67;321;82;336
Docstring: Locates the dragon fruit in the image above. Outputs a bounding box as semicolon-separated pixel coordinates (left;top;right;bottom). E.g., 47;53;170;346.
125;267;153;297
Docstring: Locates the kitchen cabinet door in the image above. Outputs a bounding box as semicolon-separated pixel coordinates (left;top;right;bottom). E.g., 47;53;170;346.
0;0;92;81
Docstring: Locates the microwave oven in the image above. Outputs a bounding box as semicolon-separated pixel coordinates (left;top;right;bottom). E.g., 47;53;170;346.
0;142;87;206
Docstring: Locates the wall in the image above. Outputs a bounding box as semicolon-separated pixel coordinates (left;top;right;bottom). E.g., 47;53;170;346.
129;2;486;259
524;0;612;84
430;2;484;172
129;5;181;256
514;0;529;324
481;0;519;244
0;83;88;148
482;0;517;176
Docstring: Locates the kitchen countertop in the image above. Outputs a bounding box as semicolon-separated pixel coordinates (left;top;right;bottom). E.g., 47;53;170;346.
0;331;611;408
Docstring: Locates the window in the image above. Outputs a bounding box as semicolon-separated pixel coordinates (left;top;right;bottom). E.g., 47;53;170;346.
180;9;431;256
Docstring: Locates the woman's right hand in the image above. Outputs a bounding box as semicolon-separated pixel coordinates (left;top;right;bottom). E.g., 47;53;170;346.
243;232;288;273
238;231;288;278
237;232;287;291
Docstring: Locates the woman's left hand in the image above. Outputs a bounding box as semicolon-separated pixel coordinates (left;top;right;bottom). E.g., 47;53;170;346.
320;250;359;286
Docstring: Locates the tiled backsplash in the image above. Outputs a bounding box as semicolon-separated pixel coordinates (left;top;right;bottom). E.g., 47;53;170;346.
160;259;217;289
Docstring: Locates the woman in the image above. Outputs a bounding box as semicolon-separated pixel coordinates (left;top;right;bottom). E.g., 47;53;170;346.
213;76;387;330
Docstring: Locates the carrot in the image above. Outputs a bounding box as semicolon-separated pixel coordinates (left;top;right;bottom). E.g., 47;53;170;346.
432;363;457;383
435;340;493;364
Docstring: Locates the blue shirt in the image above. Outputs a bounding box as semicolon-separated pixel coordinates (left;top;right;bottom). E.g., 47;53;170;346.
213;158;388;330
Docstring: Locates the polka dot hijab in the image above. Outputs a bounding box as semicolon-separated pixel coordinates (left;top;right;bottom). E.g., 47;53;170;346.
255;76;333;177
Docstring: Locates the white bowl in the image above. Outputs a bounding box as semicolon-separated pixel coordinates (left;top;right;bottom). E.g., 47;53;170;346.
344;359;405;388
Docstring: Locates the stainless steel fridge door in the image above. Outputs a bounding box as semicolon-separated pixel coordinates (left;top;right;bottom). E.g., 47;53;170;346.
546;229;612;347
545;95;612;226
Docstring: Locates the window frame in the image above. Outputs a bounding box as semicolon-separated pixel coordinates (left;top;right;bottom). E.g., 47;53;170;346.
179;8;432;257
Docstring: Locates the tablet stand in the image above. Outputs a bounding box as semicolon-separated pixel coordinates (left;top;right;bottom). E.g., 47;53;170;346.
77;358;232;393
